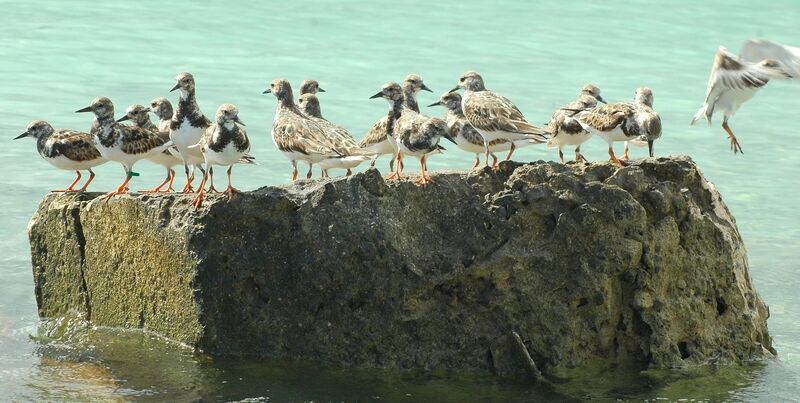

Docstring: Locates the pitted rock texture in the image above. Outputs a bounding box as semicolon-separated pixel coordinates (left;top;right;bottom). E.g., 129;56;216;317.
28;156;773;380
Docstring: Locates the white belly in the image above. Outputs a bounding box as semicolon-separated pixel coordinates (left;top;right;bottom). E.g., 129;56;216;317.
147;151;182;168
548;131;593;148
44;155;106;171
715;88;758;118
319;155;370;170
454;135;485;154
364;139;395;155
170;120;205;164
473;128;529;143
204;143;245;167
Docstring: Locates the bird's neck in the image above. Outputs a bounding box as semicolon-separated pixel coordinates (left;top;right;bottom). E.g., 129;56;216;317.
402;87;419;112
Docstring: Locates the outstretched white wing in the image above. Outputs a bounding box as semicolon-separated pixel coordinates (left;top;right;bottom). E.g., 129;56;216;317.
740;39;800;78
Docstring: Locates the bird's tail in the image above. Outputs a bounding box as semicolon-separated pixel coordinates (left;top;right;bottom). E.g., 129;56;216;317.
517;123;550;144
238;153;258;165
690;105;711;127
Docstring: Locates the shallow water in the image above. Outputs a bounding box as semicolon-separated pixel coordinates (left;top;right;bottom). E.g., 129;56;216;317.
1;0;799;400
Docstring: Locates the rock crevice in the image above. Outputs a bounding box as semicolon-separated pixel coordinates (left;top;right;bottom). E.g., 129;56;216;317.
28;157;773;379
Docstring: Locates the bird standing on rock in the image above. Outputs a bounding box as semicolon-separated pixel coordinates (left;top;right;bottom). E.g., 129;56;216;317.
76;97;173;200
14;120;106;192
298;93;371;177
429;92;529;170
450;71;549;168
574;87;662;165
191;104;251;208
169;72;211;192
265;78;343;182
395;115;455;187
118;104;182;192
545;84;605;163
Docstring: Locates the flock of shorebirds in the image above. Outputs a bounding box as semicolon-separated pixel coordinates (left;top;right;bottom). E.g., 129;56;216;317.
14;40;798;207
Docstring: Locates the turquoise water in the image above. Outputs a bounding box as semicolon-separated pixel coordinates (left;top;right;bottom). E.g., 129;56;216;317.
1;0;799;400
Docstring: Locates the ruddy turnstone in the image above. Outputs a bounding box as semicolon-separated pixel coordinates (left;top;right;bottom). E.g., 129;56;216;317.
264;78;343;181
298;93;369;177
150;97;174;132
545;84;606;163
169;72;211;191
381;75;435;180
190;104;251;208
429;92;529;170
15;120;106;192
359;82;404;172
402;73;432;113
575;87;662;166
298;79;325;96
394;115;454;187
76;97;173;199
450;71;549;167
690;45;795;154
118;104;182;192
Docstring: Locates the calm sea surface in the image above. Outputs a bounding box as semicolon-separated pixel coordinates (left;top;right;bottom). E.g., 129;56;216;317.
1;1;799;400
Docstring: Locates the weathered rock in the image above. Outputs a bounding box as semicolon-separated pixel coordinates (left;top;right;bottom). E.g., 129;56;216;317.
27;157;774;380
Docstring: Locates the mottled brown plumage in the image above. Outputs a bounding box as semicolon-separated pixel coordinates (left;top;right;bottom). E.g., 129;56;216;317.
15;120;106;192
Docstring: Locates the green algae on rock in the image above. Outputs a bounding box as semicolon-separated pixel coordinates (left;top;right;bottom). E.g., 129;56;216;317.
27;157;774;381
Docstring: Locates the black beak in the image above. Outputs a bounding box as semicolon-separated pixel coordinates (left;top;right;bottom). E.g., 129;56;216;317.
369;91;383;99
648;140;654;158
596;95;607;104
421;83;433;93
443;132;457;144
116;115;130;122
427;101;442;107
75;106;93;113
170;83;181;92
234;116;246;126
14;132;28;140
318;88;326;93
448;86;460;93
262;88;272;94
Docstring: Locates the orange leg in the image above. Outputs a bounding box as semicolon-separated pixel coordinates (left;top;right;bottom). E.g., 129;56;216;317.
181;164;194;193
722;120;743;154
191;169;210;208
491;153;499;169
608;146;626;167
622;142;630;161
222;166;239;200
291;161;299;182
471;154;480;170
103;173;132;201
558;149;565;164
53;171;82;192
77;169;96;192
141;168;172;193
166;169;176;192
414;155;435;187
306;164;313;179
386;152;403;180
484;144;491;168
505;142;516;161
